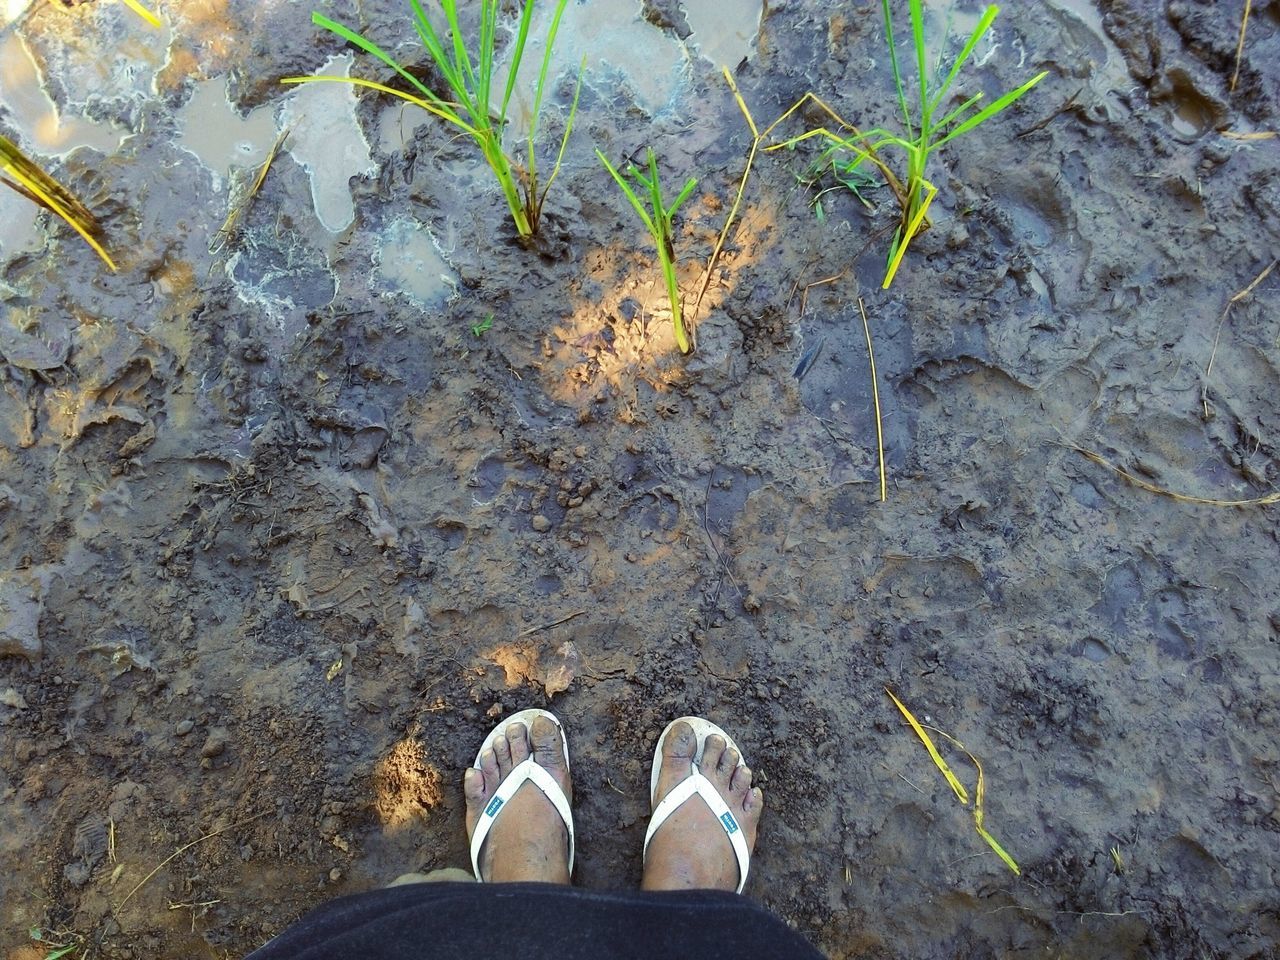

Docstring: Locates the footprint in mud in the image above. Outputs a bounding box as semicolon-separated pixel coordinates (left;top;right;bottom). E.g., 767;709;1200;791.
1149;68;1227;143
469;455;508;505
1149;588;1195;660
64;815;108;888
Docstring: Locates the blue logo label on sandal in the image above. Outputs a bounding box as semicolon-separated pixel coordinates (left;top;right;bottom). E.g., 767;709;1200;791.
485;796;505;818
720;812;740;835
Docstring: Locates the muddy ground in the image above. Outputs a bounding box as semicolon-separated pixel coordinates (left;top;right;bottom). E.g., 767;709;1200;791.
2;0;1280;957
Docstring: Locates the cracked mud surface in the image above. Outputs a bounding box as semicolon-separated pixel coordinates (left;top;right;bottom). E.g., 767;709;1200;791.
2;1;1279;957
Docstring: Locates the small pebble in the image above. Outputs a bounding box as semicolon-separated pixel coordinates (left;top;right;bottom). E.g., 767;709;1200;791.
175;719;194;737
531;515;551;533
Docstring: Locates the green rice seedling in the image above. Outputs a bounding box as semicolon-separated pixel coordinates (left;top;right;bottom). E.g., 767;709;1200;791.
775;1;1047;288
596;147;698;354
282;1;581;241
0;135;116;271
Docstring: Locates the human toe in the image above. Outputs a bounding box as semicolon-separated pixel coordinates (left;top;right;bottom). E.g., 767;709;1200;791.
493;734;512;774
480;747;500;786
506;722;531;766
653;720;696;803
530;715;568;776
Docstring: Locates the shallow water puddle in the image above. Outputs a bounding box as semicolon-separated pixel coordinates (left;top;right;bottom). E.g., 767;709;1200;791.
375;219;458;309
0;29;126;255
280;54;378;233
683;0;762;67
1043;0;1133;103
1;0;32;29
492;0;687;137
0;189;42;258
176;77;278;188
366;1;762;154
0;31;124;157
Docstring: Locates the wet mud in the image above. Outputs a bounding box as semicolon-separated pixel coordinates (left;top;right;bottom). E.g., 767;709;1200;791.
2;0;1279;957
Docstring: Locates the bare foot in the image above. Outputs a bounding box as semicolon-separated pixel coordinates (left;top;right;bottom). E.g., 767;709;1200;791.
641;720;764;891
463;716;572;883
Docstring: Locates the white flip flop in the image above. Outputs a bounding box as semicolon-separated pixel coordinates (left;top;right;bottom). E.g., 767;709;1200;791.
469;708;575;882
643;716;752;894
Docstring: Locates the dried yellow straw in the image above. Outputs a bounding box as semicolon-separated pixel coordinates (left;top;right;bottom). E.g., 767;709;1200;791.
1068;445;1280;507
887;688;1021;875
859;297;887;502
886;688;968;803
119;0;161;28
1231;0;1252;93
0;135;117;270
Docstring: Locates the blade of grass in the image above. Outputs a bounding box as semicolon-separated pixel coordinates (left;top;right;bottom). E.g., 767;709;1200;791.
908;0;929;131
858;298;887;502
1231;0;1252;93
1067;443;1280;507
117;814;265;911
881;0;914;139
477;0;497;113
1202;257;1276;414
927;725;1021;875
927;5;998;117
885;688;969;803
881;179;935;288
210;125;292;256
408;0;471;108
595;149;656;234
279;76;477;134
692;67;761;320
533;57;585;220
119;0;161;28
439;0;478;100
667;175;698;218
313;13;440;106
499;0;536;121
0;136;117;271
526;0;570;161
519;0;570;208
931;91;985;138
933;70;1048;148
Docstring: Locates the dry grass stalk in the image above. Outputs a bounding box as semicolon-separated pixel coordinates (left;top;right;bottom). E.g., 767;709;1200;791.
1231;0;1252;93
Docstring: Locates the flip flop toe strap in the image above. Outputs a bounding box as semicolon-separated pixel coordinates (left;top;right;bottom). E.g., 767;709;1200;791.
643;767;751;894
470;757;575;881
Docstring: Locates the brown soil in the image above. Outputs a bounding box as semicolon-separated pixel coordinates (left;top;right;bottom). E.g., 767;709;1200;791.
2;1;1280;958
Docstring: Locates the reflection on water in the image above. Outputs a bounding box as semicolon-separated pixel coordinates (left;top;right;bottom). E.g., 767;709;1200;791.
685;0;763;67
279;54;377;234
0;30;125;256
493;0;686;135
0;31;123;156
176;77;278;187
376;219;458;309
